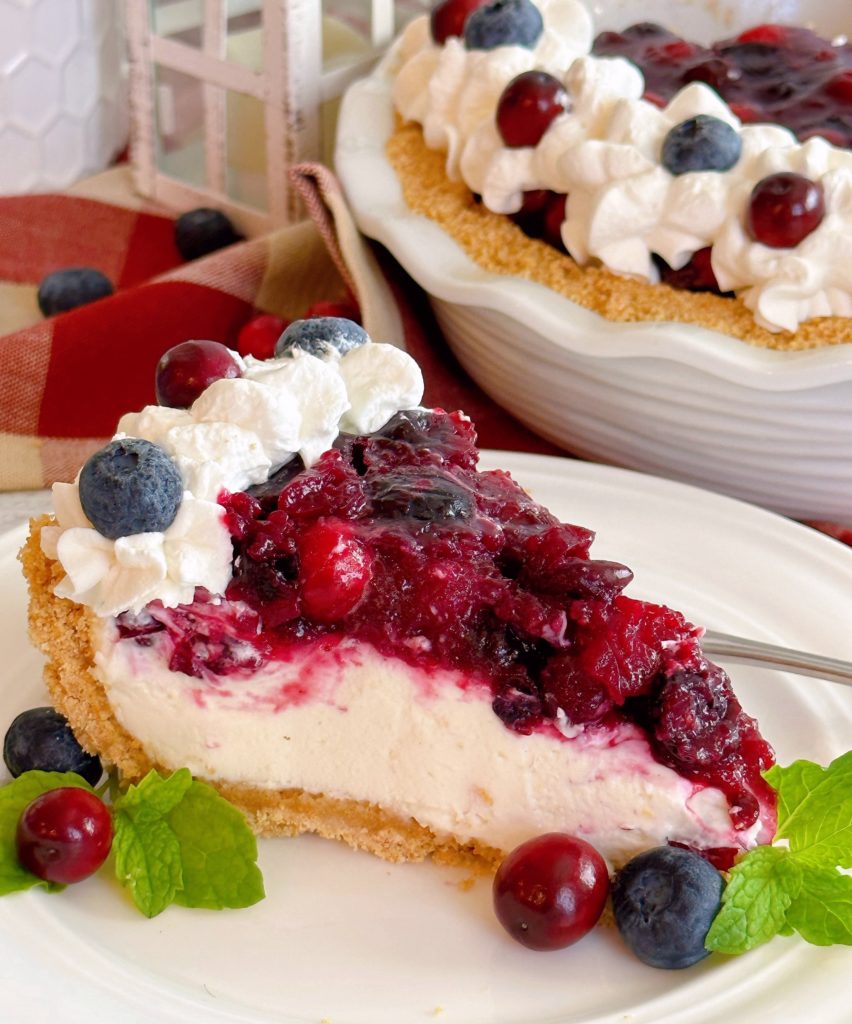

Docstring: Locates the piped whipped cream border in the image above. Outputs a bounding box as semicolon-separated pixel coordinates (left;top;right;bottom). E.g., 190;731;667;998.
42;341;424;617
391;0;852;333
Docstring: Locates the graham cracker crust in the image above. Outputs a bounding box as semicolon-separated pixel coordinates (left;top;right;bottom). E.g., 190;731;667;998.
19;517;501;872
386;120;852;352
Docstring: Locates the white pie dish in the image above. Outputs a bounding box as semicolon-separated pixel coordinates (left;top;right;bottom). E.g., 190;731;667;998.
335;0;852;523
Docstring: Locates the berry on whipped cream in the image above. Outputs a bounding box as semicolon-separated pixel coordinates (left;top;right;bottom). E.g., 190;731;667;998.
40;325;424;617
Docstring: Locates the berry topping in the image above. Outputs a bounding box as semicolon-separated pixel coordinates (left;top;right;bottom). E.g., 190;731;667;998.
430;0;489;45
656;247;726;294
237;314;289;361
274;317;369;358
661;115;742;175
464;0;543;52
37;267;113;317
16;788;113;885
539;656;613;723
746;172;826;248
155;339;243;409
297;518;373;622
593;22;852;150
174;207;243;261
825;69;852;104
496;71;569;148
541;192;568;250
144;408;771;828
653;663;742;767
79;438;184;540
493;833;610;950
3;708;102;785
612;845;723;968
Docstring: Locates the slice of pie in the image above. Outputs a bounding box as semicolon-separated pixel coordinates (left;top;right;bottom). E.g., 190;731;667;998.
21;330;776;872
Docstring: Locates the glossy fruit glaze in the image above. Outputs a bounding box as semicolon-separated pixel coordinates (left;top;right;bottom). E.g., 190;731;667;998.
115;409;775;839
593;22;852;150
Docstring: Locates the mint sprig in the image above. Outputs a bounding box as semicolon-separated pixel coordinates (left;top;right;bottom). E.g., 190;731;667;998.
0;767;265;917
0;771;94;896
706;751;852;954
113;769;265;917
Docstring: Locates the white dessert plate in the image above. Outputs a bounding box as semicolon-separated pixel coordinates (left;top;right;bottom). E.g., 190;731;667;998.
2;453;852;1024
335;0;852;522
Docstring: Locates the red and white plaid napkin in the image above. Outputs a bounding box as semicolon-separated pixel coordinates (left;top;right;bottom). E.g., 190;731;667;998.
0;164;848;548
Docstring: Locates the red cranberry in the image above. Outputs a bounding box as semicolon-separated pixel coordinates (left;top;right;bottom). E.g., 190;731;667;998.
155;339;242;408
577;597;694;704
493;833;610;950
16;788;113;885
430;0;489;44
237;314;288;361
736;24;789;46
746;172;825;248
297;518;373;623
539;655;613;724
496;71;569;148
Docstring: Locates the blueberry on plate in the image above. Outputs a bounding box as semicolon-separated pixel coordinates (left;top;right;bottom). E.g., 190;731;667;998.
661;115;742;175
274;316;369;358
78;438;184;540
174;207;244;261
464;0;543;51
37;267;113;317
612;845;724;968
4;707;102;786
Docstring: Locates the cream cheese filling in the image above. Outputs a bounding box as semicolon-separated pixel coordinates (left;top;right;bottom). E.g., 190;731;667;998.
94;626;769;865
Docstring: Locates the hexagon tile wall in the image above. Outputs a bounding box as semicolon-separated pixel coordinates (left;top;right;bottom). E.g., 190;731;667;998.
0;0;128;193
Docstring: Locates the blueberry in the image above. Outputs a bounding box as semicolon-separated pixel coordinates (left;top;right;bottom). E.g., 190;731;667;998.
78;438;183;540
464;0;543;51
273;317;369;358
174;207;243;261
369;468;474;522
37;267;113;317
3;707;102;786
612;846;724;968
661;115;742;175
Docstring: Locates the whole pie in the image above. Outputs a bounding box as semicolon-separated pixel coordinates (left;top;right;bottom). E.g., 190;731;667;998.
386;0;852;350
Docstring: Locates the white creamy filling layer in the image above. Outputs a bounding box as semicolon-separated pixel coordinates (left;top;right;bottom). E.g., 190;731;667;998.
94;628;768;864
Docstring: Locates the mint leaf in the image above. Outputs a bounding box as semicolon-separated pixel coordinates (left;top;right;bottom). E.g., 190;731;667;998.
167;780;265;910
765;752;852;868
0;771;93;896
116;767;193;820
707;753;852;955
786;866;852;946
112;770;263;916
113;771;192;917
706;846;801;954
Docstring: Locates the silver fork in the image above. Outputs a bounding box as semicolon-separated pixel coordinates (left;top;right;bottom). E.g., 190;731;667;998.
701;629;852;688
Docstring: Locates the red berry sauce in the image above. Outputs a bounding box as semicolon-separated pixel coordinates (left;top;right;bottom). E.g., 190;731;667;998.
116;410;775;834
593;22;852;150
